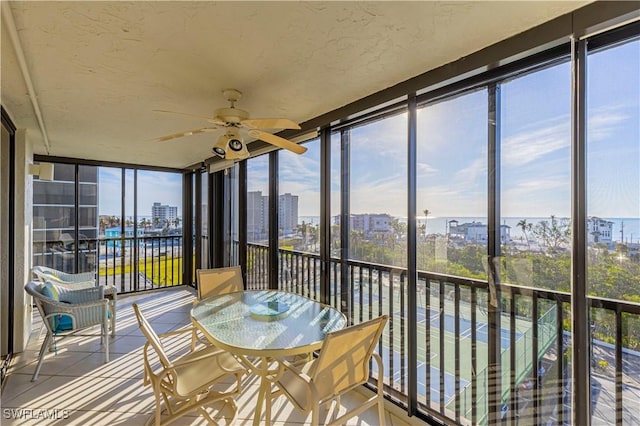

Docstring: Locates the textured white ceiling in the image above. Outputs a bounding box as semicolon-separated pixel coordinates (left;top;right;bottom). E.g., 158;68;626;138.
1;1;590;169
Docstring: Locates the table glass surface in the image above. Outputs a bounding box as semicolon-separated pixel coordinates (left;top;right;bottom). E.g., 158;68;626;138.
191;290;347;354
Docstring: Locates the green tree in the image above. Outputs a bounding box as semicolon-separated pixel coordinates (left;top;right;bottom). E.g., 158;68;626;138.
532;215;570;253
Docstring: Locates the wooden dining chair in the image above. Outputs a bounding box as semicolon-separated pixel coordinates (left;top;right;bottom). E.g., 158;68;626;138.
272;315;388;426
133;303;247;426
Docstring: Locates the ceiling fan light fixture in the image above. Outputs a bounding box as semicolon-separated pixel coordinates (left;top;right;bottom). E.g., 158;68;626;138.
212;135;228;157
212;130;249;160
228;138;244;152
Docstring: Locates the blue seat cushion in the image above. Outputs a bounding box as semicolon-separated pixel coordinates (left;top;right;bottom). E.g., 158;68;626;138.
41;282;73;331
41;282;106;332
53;314;74;332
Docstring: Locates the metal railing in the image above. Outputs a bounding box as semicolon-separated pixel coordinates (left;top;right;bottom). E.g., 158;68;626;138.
245;242;640;425
33;235;184;293
36;237;639;424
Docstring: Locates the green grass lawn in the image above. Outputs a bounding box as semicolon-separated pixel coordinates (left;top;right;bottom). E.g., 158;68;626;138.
98;255;184;286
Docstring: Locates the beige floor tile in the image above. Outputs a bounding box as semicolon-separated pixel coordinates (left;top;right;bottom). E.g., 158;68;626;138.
2;288;403;426
4;375;131;412
107;335;148;354
14;351;94;379
1;372;55;402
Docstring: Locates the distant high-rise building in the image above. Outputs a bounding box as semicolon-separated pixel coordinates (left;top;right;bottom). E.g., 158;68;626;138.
151;202;178;226
278;193;299;234
247;191;268;241
246;191;299;240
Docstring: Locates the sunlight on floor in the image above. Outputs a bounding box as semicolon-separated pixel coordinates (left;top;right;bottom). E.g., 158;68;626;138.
1;288;414;425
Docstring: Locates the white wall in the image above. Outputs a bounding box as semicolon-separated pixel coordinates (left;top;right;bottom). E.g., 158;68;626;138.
13;129;33;352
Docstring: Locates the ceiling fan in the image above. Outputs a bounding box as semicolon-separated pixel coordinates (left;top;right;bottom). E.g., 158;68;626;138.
154;89;307;160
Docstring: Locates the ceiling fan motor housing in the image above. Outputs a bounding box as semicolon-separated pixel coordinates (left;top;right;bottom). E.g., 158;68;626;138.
212;107;249;124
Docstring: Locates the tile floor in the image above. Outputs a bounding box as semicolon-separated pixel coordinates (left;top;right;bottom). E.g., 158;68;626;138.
2;287;417;425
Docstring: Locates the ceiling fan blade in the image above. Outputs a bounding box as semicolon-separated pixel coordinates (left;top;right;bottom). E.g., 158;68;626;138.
248;130;307;154
153;109;213;121
242;118;301;130
154;127;219;142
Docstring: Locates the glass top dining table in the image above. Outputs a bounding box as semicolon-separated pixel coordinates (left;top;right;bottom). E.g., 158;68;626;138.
191;289;347;425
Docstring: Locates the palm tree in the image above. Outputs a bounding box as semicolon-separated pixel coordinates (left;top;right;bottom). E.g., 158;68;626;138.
423;209;430;237
99;216;108;234
517;219;532;249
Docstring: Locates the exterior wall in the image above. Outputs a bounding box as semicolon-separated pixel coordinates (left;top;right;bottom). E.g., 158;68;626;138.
32;164;99;273
370;214;392;233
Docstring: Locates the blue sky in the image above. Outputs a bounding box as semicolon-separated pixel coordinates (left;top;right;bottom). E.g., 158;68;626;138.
98;167;182;216
273;39;639;221
101;39;638;223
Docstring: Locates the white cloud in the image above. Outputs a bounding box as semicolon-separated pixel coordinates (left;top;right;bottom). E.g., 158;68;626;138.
587;105;630;143
502;122;569;165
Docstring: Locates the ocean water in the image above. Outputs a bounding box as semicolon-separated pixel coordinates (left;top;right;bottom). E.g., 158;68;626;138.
299;216;640;244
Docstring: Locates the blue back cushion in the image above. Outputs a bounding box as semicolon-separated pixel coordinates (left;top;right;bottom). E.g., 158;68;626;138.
42;282;73;332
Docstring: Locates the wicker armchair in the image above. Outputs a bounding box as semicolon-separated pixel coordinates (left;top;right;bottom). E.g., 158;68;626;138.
24;281;110;381
32;265;117;337
31;265;95;286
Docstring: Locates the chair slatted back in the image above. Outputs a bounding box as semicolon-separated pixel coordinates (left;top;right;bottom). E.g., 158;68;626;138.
196;266;244;300
311;315;388;400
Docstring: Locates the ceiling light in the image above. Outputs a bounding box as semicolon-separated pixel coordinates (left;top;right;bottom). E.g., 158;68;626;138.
212;129;249;160
212;136;227;157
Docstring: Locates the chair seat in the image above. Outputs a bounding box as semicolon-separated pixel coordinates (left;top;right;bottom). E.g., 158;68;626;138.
275;360;317;411
173;346;245;396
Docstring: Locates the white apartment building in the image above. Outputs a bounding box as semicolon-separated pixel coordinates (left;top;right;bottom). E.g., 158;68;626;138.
151;202;178;225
